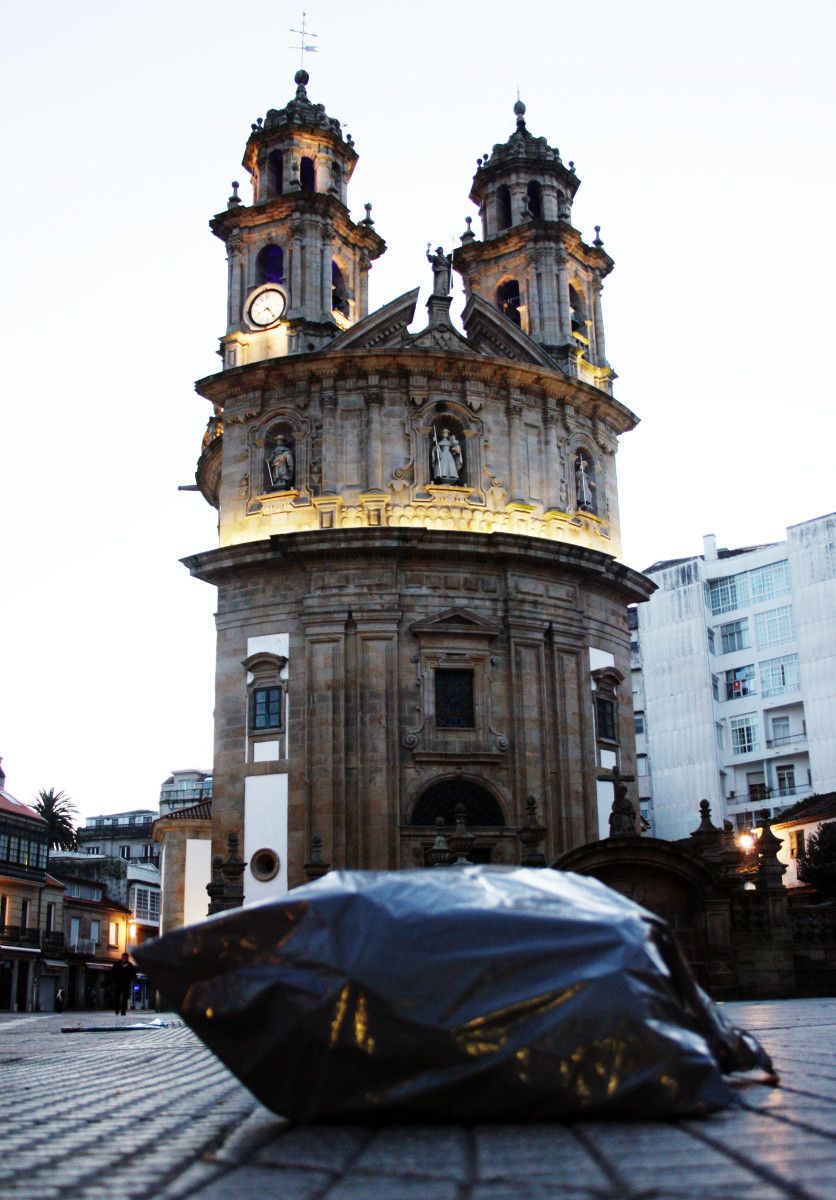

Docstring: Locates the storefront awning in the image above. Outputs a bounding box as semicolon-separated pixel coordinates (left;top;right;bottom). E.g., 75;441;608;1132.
41;959;66;970
85;962;113;971
0;945;41;955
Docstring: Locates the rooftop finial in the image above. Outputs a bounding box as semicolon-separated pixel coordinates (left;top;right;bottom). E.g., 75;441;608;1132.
513;93;526;126
289;11;318;72
593;225;603;247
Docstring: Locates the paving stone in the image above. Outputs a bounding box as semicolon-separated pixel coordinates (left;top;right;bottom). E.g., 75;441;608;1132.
0;1000;833;1200
324;1175;461;1200
256;1123;370;1170
190;1165;334;1200
352;1126;470;1181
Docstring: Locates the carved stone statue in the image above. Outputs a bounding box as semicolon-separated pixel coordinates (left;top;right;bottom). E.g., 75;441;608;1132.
426;245;452;296
609;774;637;837
268;436;294;490
575;452;596;512
431;426;463;484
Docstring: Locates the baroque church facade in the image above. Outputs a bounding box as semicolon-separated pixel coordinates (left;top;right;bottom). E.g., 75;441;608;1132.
186;70;654;901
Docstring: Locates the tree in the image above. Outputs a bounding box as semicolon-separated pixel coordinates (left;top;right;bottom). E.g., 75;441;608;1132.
34;788;78;851
797;821;836;898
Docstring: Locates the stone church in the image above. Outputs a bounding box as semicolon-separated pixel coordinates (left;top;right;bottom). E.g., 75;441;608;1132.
185;69;653;901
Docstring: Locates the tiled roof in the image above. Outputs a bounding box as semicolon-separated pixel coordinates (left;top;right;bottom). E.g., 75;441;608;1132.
772;791;836;827
62;895;133;915
0;790;47;824
156;800;212;822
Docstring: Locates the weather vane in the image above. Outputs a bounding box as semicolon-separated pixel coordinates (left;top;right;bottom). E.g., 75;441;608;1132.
290;12;318;70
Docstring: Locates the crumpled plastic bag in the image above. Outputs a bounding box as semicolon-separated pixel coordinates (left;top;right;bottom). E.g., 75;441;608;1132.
135;866;772;1120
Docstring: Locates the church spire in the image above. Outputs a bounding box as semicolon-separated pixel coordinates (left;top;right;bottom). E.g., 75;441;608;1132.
209;70;385;368
452;97;614;394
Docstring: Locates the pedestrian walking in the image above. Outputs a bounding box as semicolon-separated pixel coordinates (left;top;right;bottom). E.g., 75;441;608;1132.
110;953;137;1015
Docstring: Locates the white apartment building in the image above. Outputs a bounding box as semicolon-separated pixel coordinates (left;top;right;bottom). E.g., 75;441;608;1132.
632;513;836;840
159;769;213;816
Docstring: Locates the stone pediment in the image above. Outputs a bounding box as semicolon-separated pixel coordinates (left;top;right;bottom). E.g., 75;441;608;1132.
409;607;502;639
324;288;420;352
461;292;563;371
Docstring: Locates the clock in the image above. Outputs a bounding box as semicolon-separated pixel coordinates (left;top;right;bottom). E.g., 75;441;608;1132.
245;285;286;330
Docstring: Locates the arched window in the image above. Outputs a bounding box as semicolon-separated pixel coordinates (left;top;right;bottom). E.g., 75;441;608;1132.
267;150;284;195
331;262;349;317
569;284;586;334
429;414;467;486
574;448;597;514
496;279;521;327
300;156;316;192
496;184;512;231
411;779;506;828
526;180;543;219
256;244;284;285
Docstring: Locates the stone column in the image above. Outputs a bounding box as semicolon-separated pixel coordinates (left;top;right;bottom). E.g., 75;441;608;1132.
543;404;562;510
506;397;525;502
555;248;570;342
527;261;540;340
352;611;401;869
228;241;244;332
358;251;370;318
290;238;302;315
321;391;338;493
321;236;331;319
298;611;350;884
365;392;385;490
592;277;606;366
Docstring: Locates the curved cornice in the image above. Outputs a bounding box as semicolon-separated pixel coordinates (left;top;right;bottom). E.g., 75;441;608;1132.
194;347;639;434
182;528;656;603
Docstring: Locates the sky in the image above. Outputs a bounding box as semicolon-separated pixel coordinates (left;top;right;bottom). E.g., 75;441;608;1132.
1;0;834;819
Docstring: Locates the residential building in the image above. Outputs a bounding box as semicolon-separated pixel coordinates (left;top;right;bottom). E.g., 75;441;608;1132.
159;769;212;816
50;851;160;944
77;809;159;867
55;873;132;1010
185;71;653;900
757;791;836;890
0;762;57;1012
633;513;836;839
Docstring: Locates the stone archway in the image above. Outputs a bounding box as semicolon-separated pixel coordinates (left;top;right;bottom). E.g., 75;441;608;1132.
553;837;736;996
410;779;506;828
404;778;509;867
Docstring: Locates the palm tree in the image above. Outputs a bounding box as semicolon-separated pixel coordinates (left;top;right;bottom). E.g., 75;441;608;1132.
34;788;78;851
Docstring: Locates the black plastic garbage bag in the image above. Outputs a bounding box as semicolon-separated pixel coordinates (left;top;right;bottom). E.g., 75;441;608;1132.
135;866;772;1120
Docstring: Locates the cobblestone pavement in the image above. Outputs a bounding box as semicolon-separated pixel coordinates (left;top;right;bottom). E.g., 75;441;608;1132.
0;998;833;1200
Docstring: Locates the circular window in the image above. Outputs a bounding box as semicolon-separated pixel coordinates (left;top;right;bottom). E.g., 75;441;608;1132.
250;848;280;882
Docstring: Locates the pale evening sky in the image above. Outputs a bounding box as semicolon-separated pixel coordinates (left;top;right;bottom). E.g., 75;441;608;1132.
1;0;833;818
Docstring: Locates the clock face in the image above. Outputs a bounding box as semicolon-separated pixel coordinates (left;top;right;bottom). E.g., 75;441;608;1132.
247;286;286;329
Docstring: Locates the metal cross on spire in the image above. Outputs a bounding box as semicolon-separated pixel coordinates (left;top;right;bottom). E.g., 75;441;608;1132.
289;11;318;70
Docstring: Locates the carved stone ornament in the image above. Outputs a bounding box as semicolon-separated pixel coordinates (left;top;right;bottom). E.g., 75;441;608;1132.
225;394;263;425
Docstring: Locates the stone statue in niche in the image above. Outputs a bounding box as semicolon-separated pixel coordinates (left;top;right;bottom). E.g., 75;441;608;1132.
575;451;596;513
426;245;452;296
431;425;463;484
266;435;295;491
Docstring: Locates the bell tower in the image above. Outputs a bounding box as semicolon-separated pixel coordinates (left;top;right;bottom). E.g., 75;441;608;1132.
453;98;614;393
211;69;386;369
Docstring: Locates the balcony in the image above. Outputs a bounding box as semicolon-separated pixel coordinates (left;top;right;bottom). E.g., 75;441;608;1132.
68;937;97;955
42;930;65;949
766;732;806;748
0;925;41;945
